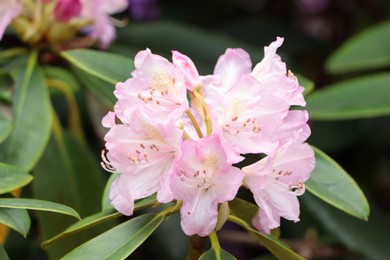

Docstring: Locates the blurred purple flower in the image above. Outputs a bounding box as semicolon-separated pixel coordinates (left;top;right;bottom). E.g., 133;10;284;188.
128;0;160;21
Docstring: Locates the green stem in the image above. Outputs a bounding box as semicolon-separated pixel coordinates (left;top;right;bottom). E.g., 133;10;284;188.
186;109;204;138
193;90;212;136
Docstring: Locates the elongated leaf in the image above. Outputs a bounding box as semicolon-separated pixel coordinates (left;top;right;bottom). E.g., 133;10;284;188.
326;21;390;73
200;248;237;260
62;213;164;260
0;163;33;194
229;197;257;225
0;117;12;144
306;73;390;120
303;193;390;259
228;215;304;260
296;73;314;96
305;147;370;220
41;208;119;249
61;49;133;84
0;63;51;171
73;67;116;108
101;173;120;210
0;245;9;260
44;66;80;93
0;208;30;237
0;198;80;219
43;195;158;248
33;129;108;259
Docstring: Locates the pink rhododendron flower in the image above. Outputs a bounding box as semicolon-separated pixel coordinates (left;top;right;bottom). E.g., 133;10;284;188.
102;109;183;213
81;0;128;48
0;0;21;40
113;49;189;124
171;134;244;236
172;50;201;92
243;142;315;233
102;37;315;237
251;37;305;107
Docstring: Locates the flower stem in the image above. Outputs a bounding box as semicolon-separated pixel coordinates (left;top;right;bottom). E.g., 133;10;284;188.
193;90;212;135
186;109;203;138
186;235;206;260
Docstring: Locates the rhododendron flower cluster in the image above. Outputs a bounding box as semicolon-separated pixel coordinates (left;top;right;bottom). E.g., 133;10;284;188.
102;37;315;236
0;0;128;48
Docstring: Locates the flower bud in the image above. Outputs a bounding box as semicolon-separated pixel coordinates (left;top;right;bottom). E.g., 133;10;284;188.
54;0;82;22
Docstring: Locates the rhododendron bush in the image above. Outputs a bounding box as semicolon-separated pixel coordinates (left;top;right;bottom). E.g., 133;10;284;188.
1;1;389;259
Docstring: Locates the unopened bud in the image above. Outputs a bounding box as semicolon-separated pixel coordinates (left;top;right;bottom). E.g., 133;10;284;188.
54;0;82;22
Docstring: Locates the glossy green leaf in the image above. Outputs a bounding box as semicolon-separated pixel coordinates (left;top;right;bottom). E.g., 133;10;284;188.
306;73;390;120
33;129;108;259
199;248;237;260
326;21;390;73
42;195;157;248
0;198;80;219
0;208;30;237
303;193;390;259
0;48;27;63
61;49;133;84
228;215;304;260
0;163;33;194
73;67;116;107
0;62;51;171
0;69;13;105
0;116;12;144
305;147;370;220
229;197;257;225
44;66;80;93
101;173;119;210
0;245;9;260
296;73;314;96
62;213;164;260
41;208;119;249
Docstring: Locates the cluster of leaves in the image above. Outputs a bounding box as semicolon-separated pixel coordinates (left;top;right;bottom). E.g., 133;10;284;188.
1;17;384;259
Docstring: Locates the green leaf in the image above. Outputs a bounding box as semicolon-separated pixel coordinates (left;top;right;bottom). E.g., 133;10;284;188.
33;129;108;259
228;215;304;260
303;192;390;259
73;67;116;108
42;195;157;248
101;173;120;210
61;49;133;84
0;198;80;219
0;62;51;171
326;21;390;73
305;146;370;220
0;48;28;63
41;208;119;249
0;245;9;260
62;213;164;260
199;248;237;260
296;73;314;96
0;116;12;144
0;163;33;194
229;197;257;225
0;208;30;237
44;66;80;93
306;73;390;120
